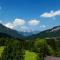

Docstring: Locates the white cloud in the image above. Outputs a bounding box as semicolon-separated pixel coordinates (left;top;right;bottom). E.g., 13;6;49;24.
5;23;15;29
28;19;40;26
5;19;40;29
5;18;25;29
13;19;25;26
20;26;33;32
40;10;60;18
40;25;46;28
20;26;28;32
20;26;28;29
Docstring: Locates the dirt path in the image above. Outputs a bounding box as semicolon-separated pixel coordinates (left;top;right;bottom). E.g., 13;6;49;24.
44;56;60;60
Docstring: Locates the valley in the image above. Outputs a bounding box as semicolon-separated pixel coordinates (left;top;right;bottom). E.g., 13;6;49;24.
0;24;60;60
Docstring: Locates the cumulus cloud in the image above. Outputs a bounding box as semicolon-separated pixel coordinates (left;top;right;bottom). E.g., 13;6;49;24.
5;18;25;29
5;23;15;29
5;19;40;29
13;19;25;26
28;19;40;26
40;10;60;18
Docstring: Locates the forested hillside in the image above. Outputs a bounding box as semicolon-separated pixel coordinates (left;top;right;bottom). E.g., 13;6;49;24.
0;25;60;60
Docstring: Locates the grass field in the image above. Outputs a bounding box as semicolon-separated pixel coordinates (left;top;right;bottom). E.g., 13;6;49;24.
24;50;38;60
0;46;5;57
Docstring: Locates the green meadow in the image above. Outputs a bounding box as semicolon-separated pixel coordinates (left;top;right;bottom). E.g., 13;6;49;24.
24;50;38;60
0;46;5;57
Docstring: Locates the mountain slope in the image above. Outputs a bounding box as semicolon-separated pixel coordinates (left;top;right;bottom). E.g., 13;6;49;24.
0;24;23;39
0;24;60;40
37;25;60;38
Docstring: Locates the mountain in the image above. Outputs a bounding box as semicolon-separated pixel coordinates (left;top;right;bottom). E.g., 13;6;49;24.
21;25;60;40
36;25;60;38
19;31;40;36
0;23;60;40
0;24;23;39
19;32;33;36
0;24;39;40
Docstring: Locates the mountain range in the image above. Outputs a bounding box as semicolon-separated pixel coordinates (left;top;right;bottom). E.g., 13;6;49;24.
36;25;60;38
0;23;60;39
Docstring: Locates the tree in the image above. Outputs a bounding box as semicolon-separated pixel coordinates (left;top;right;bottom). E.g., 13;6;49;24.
33;38;48;60
0;38;25;60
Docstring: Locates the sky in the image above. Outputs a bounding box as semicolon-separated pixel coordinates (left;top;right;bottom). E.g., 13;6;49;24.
0;0;60;32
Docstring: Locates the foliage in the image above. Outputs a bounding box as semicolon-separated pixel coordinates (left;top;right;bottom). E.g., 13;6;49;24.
0;32;60;60
0;36;25;60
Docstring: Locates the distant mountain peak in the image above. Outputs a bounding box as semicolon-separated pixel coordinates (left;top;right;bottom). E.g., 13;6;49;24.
51;25;60;32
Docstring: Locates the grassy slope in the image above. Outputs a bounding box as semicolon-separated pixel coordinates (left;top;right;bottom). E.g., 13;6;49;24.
0;46;5;57
24;50;37;60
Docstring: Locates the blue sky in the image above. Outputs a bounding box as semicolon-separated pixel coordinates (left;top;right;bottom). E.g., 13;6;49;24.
0;0;60;32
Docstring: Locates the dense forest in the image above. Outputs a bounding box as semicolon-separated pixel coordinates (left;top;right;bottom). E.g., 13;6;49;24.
0;24;60;60
0;34;60;60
